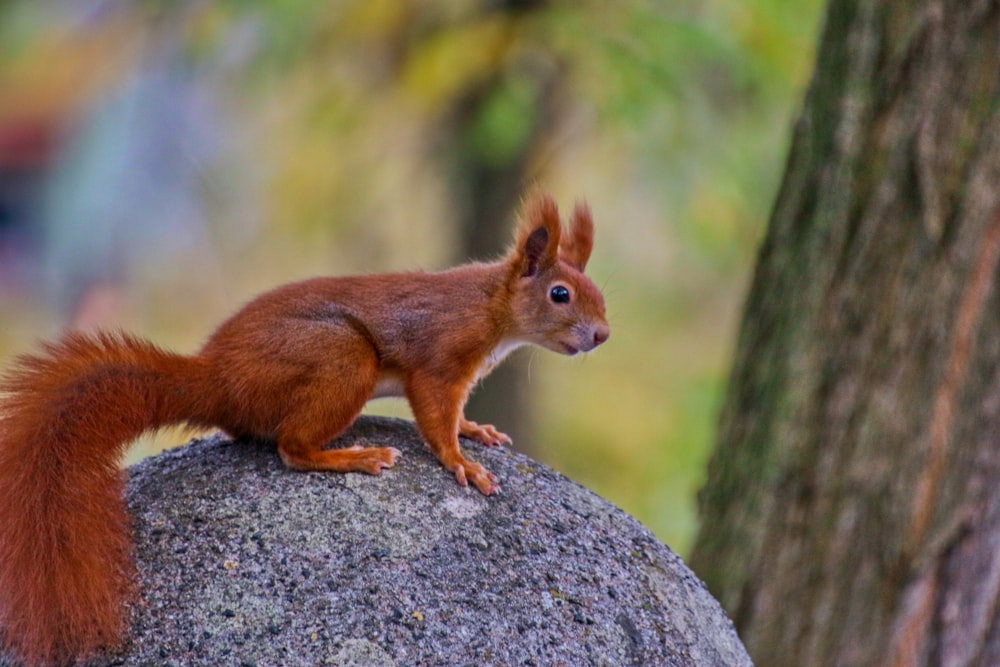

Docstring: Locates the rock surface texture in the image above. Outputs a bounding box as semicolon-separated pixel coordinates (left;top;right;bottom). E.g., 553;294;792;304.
8;416;750;666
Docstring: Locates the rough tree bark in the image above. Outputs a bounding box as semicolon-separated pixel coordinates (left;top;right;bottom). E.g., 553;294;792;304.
690;1;1000;666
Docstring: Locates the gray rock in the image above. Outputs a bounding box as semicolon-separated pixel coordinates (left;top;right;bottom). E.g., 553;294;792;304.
51;416;751;666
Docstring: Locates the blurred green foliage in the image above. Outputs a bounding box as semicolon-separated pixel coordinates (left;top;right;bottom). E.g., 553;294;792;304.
0;0;824;555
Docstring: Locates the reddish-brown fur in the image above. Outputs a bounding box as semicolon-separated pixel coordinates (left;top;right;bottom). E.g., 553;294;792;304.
0;192;608;666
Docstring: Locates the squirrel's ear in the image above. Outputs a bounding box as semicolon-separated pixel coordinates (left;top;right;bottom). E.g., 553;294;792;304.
559;202;594;271
513;192;561;277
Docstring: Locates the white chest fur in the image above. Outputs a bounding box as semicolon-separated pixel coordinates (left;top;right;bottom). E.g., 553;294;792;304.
476;338;528;381
372;373;405;399
370;338;527;401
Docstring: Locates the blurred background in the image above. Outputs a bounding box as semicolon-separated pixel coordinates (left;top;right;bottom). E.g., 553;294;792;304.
0;0;822;556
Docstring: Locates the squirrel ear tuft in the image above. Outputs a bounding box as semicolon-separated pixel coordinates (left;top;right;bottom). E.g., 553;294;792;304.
513;192;561;277
559;202;594;271
521;227;549;277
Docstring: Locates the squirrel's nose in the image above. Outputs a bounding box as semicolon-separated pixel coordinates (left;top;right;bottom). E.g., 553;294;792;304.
593;324;610;347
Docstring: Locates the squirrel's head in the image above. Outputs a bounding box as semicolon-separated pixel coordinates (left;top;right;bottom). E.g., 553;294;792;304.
506;192;609;356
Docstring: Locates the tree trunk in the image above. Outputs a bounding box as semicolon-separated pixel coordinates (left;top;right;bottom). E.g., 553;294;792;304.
689;1;1000;665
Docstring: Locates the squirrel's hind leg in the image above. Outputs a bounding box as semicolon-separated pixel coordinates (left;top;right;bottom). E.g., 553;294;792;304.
275;330;400;476
279;443;400;476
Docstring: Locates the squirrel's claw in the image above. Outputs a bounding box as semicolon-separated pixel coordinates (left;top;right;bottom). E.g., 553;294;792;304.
459;419;512;448
451;459;498;495
349;445;401;475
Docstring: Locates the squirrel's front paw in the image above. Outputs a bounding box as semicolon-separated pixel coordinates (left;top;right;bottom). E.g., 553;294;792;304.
459;419;512;448
450;457;499;495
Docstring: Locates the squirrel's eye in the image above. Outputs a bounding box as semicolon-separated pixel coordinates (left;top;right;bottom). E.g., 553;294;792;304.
550;285;571;304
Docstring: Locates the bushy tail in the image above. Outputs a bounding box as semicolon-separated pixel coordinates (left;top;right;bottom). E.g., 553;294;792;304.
0;332;213;666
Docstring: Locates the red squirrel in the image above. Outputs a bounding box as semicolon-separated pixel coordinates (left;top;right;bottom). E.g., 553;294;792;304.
0;192;608;666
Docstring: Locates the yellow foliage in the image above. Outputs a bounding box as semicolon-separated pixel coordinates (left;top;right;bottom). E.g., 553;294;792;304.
400;15;517;111
344;0;413;41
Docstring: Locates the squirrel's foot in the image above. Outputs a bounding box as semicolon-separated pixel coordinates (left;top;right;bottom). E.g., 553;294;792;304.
447;455;499;495
279;444;400;475
344;445;401;475
459;419;511;448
